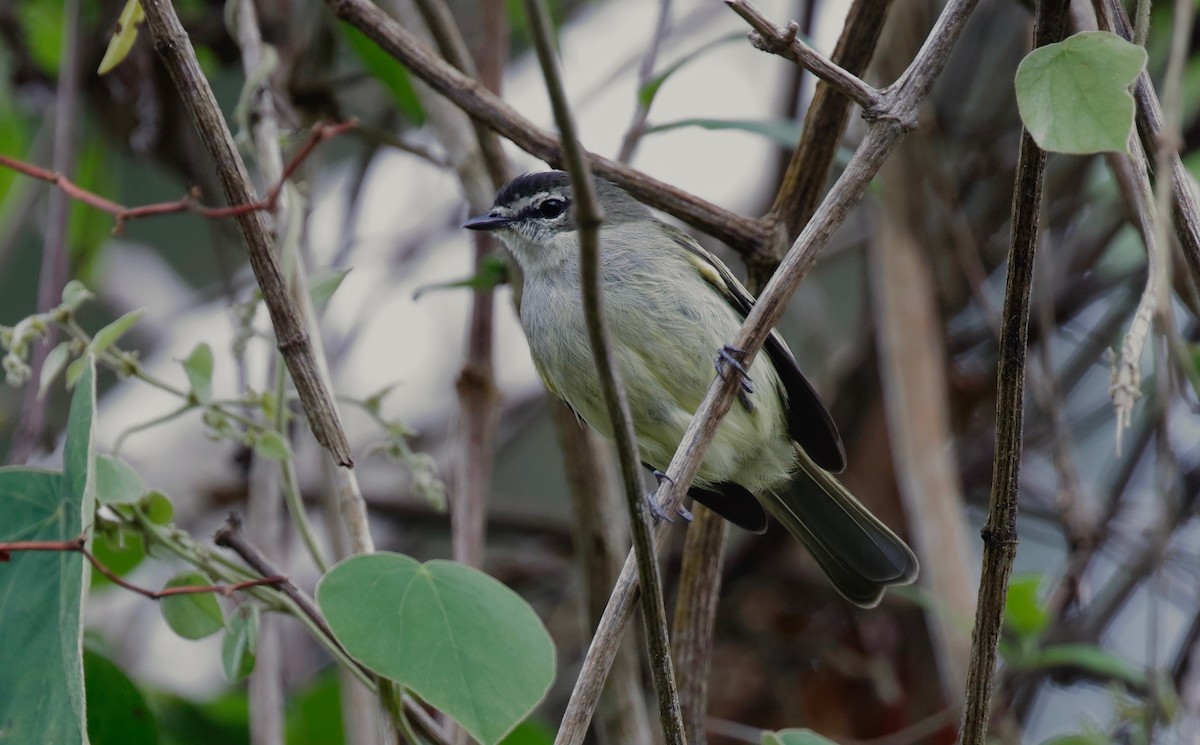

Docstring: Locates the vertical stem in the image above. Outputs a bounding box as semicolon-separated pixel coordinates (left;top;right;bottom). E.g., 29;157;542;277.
957;1;1067;742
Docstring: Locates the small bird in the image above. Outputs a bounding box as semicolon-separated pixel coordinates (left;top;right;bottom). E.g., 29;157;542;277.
465;171;918;607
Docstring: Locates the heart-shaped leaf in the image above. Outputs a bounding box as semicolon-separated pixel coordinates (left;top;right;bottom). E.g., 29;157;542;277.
1015;31;1146;154
317;553;556;745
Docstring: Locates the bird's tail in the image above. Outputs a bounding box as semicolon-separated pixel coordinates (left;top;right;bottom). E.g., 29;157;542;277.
761;448;919;608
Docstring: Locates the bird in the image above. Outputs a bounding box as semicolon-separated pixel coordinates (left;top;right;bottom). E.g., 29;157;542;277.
465;170;918;607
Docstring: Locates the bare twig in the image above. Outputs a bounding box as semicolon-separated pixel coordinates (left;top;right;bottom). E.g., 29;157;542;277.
557;0;984;739
0;533;286;599
616;0;674;165
725;1;881;112
0;121;355;236
520;1;685;743
958;1;1068;743
325;0;767;253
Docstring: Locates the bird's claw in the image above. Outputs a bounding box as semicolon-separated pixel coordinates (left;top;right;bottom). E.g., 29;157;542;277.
644;471;692;524
715;345;754;395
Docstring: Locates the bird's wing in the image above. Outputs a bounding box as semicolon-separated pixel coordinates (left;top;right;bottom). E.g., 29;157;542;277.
663;222;847;473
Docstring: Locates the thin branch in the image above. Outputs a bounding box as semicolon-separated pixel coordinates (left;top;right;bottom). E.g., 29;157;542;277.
0;121;355;236
325;0;767;253
520;1;685;743
957;1;1068;742
0;533;286;599
6;0;82;466
725;0;882;113
616;0;674;165
557;0;984;739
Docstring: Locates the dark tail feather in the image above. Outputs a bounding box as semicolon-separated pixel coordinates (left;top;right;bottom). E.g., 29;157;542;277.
762;449;919;608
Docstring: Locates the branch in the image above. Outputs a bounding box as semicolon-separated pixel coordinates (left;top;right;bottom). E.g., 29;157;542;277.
520;1;685;743
957;1;1069;743
0;121;355;236
0;534;285;600
725;0;882;112
616;0;674;164
325;0;766;254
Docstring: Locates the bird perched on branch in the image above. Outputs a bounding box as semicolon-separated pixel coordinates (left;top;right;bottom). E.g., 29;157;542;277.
465;170;918;607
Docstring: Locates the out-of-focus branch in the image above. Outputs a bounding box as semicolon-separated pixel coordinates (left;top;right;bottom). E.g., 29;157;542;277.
520;1;684;743
616;0;674;165
958;1;1068;742
557;0;984;739
6;0;81;466
325;0;767;253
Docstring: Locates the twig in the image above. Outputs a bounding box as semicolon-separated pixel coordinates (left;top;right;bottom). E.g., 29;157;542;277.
6;0;81;466
0;121;355;237
325;0;767;253
724;1;881;112
520;1;685;743
957;1;1068;743
764;0;895;250
616;0;674;164
556;0;983;738
0;533;286;599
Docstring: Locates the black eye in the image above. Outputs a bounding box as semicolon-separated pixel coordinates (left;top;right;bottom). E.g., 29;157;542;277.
537;199;567;219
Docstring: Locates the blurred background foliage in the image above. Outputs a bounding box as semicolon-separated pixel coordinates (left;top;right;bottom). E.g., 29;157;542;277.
3;0;1200;744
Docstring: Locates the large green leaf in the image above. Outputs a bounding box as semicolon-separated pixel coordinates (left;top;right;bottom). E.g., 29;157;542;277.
0;355;97;744
84;650;158;745
1015;31;1146;154
317;553;556;745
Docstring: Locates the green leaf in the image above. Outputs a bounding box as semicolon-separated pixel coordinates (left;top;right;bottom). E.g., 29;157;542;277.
66;356;87;388
317;553;556;745
254;431;291;461
139;490;174;525
89;309;145;357
500;720;555;745
638;31;745;108
1004;573;1050;638
310;268;351;310
0;356;96;743
161;572;225;640
340;24;424;124
96;454;146;504
222;605;259;681
413;256;509;300
762;730;840;745
645;118;803;148
38;341;71;399
84;650;158;745
62;280;93;311
90;529;146;589
97;0;146;75
1020;643;1146;688
182;342;214;404
285;673;345;745
1015;31;1146;154
1039;735;1113;745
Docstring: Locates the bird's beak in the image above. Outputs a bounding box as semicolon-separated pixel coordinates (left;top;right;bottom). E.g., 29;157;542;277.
463;212;513;231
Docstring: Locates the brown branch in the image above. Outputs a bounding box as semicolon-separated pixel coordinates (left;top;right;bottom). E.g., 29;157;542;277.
957;0;1069;742
0;121;356;237
325;0;767;254
0;534;285;600
725;1;882;113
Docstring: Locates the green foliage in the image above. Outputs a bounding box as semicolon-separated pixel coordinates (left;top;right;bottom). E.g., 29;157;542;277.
96;453;147;503
413;255;509;300
285;674;345;745
1004;572;1050;637
762;729;839;745
1039;734;1113;745
501;720;556;745
0;356;97;743
309;268;351;310
1015;31;1146;154
140;490;175;525
317;553;556;745
253;430;292;461
90;527;146;589
90;309;146;358
160;572;225;640
182;342;214;405
97;0;147;75
645;118;803;148
85;649;159;745
222;605;259;681
1014;644;1147;689
638;32;746;108
339;24;424;124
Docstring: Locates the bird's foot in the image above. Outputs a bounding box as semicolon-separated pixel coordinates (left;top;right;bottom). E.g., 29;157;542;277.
644;471;693;523
715;345;754;395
